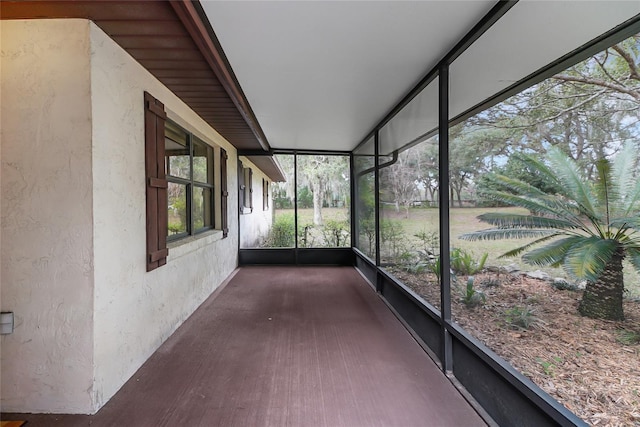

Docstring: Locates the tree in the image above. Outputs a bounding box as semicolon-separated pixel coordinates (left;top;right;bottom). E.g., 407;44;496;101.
380;147;419;217
460;143;640;321
297;155;349;225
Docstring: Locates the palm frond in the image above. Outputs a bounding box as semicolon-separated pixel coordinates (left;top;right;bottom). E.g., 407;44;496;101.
628;248;640;274
562;237;618;281
483;173;548;198
499;234;562;258
609;217;640;231
479;190;568;217
547;147;597;216
459;228;558;241
477;212;580;230
511;153;563;194
521;236;585;267
594;158;615;224
623;180;640;217
612;142;640;215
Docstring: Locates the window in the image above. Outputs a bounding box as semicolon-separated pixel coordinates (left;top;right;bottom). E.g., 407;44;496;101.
165;119;214;240
239;161;253;214
262;178;269;210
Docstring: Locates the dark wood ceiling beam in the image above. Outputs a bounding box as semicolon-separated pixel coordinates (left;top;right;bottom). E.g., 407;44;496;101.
98;20;187;36
151;69;213;78
161;77;222;86
0;1;177;20
125;48;203;61
112;35;196;50
1;0;274;162
139;60;211;70
170;0;270;151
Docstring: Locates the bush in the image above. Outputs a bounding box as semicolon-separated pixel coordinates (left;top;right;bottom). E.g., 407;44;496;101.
321;219;350;247
461;276;486;307
504;306;539;330
380;219;407;262
450;248;487;275
263;213;295;247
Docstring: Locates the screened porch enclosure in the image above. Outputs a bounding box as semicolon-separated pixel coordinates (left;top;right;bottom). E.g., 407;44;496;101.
235;5;640;425
3;0;640;425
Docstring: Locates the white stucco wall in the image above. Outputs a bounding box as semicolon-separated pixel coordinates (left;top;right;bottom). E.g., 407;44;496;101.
239;158;274;248
0;19;251;414
89;23;240;411
1;20;95;413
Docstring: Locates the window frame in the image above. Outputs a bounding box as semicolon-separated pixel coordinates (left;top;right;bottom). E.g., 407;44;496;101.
165;119;215;242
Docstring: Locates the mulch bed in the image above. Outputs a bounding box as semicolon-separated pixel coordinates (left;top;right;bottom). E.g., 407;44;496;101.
388;268;640;426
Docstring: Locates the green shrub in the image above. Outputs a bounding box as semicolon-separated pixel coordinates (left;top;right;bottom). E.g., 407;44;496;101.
461;276;486;307
380;219;407;262
504;306;538;330
321;219;350;247
263;213;295;247
450;248;488;275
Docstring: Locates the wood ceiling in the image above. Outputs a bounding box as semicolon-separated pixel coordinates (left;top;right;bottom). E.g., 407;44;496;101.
1;0;285;181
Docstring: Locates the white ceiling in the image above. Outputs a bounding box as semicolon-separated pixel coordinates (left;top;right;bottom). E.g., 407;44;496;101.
202;0;496;151
202;1;640;153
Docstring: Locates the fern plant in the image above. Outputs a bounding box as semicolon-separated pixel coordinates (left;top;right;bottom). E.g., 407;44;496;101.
461;143;640;321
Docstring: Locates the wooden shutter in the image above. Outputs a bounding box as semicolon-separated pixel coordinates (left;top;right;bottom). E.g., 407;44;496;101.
220;148;229;238
238;160;245;211
263;179;269;211
144;92;168;271
248;168;253;212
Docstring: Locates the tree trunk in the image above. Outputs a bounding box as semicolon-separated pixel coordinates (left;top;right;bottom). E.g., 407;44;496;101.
578;249;625;321
312;186;323;225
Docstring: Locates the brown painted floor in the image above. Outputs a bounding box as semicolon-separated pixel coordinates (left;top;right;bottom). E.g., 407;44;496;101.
3;266;486;427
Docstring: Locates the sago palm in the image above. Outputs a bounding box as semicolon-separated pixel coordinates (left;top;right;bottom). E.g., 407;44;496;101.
461;143;640;321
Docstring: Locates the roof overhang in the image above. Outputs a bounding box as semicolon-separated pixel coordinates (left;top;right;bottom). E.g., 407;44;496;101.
1;0;286;181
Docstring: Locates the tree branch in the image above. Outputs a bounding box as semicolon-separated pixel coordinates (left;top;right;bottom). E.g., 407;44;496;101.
611;45;640;80
552;74;640;101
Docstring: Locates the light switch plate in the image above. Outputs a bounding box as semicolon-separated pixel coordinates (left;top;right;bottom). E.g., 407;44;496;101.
1;312;14;334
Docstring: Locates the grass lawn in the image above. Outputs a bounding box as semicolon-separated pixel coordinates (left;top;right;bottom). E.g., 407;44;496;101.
279;206;640;298
385;206;640;298
382;206;550;266
274;206;640;297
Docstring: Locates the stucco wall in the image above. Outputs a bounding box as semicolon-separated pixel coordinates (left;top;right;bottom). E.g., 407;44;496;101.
239;158;274;248
0;19;248;414
89;23;240;411
1;20;95;413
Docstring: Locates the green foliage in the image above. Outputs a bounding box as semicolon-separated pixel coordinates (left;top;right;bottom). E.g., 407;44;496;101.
358;218;376;258
321;219;350;247
297;186;313;209
504;306;538;330
461;276;486;307
381;219;407;262
168;222;183;235
615;329;640;345
298;223;315;248
264;213;295;247
477;154;563;207
461;144;640;319
414;230;439;257
535;357;560;377
450;248;488;275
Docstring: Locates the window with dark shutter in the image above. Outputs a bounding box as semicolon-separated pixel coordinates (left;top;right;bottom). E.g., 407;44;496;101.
220;148;229;238
144;91;169;271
